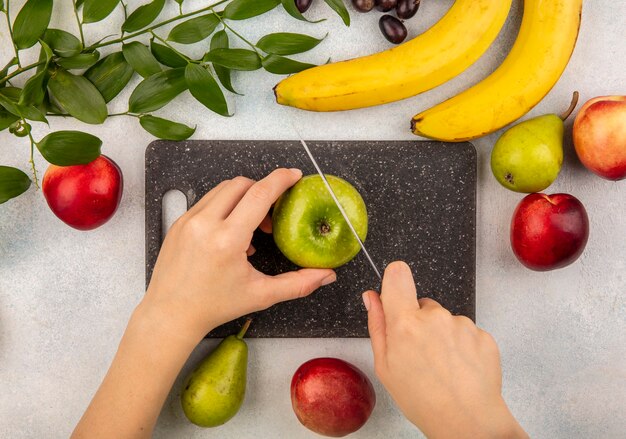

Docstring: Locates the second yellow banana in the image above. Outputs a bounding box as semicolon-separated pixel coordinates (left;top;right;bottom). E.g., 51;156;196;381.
411;0;583;142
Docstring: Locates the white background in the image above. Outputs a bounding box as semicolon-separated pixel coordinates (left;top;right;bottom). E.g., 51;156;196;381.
0;0;624;438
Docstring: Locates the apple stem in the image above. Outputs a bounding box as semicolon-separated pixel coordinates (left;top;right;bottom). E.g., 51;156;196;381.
560;91;580;121
236;318;252;339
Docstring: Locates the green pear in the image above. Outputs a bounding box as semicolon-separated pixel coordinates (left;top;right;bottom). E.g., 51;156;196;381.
491;92;579;193
181;320;251;427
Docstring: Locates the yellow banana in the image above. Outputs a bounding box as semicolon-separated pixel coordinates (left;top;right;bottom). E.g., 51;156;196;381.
274;0;512;112
411;0;583;142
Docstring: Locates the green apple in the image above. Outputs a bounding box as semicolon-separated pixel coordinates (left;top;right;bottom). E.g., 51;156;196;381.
272;174;368;269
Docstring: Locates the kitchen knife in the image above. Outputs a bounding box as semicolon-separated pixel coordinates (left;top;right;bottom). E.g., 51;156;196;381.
295;136;382;281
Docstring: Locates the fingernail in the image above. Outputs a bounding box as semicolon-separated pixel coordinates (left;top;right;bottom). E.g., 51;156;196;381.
362;292;371;311
321;273;336;286
289;168;302;178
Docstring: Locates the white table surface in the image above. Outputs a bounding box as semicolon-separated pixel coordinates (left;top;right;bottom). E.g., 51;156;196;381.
1;1;624;438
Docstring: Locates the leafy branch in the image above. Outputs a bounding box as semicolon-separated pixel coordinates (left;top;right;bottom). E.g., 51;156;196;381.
0;0;351;204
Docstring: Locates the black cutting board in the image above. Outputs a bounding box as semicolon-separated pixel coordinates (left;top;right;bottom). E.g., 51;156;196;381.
145;140;476;338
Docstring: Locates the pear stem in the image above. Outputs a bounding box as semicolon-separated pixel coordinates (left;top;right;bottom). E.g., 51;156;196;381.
559;91;580;121
236;318;253;339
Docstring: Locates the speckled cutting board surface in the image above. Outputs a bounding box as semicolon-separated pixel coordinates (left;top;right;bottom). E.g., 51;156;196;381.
146;140;476;338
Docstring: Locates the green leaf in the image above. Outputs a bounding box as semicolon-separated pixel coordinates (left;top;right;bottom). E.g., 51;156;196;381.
21;106;48;123
42;91;64;115
0;88;22;118
167;13;219;44
185;64;229;117
203;49;261;71
37;131;102;166
323;0;350;26
39;40;54;62
0;58;18;77
0;88;48;123
139;115;195;140
262;54;316;74
0;87;21;101
0;166;31;204
85;52;134;103
83;0;121;23
48;68;108;124
211;30;229;50
13;0;53;49
0;109;19;131
128;68;187;114
210;31;238;94
150;41;187;68
257;33;324;55
122;42;162;78
19;43;52;106
55;51;101;70
223;0;280;20
42;29;83;58
280;0;324;22
18;69;49;106
122;0;166;33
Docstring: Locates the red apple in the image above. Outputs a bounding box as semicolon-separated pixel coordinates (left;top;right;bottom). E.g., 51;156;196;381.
42;155;123;230
573;95;626;180
291;357;376;437
510;193;589;271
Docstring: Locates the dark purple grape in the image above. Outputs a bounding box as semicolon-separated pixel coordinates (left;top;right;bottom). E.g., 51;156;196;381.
396;0;420;19
375;0;397;12
379;15;407;44
352;0;375;13
295;0;313;13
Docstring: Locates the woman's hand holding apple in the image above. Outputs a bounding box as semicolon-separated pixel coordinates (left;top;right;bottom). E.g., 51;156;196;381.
143;168;337;342
363;262;529;439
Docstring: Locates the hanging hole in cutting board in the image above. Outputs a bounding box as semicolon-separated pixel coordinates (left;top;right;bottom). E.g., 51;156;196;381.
162;189;187;240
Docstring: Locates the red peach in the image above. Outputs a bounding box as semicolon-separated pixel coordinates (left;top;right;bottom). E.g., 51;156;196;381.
573;96;626;180
42;155;123;230
291;358;376;437
511;193;589;271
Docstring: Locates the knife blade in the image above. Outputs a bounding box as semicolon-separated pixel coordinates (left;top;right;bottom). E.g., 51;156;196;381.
295;136;382;281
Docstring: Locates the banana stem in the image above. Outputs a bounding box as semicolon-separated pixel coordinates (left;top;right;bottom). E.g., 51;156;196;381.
236;318;252;339
560;91;580;121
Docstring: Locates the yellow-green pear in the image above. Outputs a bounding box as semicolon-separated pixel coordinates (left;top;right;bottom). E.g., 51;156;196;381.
181;319;251;427
491;92;579;193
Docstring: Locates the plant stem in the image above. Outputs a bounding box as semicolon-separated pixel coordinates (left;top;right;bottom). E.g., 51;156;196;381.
217;15;261;56
45;111;130;118
0;1;228;84
0;60;46;86
120;1;128;37
72;0;86;47
86;0;230;51
5;1;22;68
25;124;39;188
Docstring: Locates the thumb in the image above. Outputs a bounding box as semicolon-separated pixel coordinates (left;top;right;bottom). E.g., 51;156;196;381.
258;269;336;307
363;290;387;362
